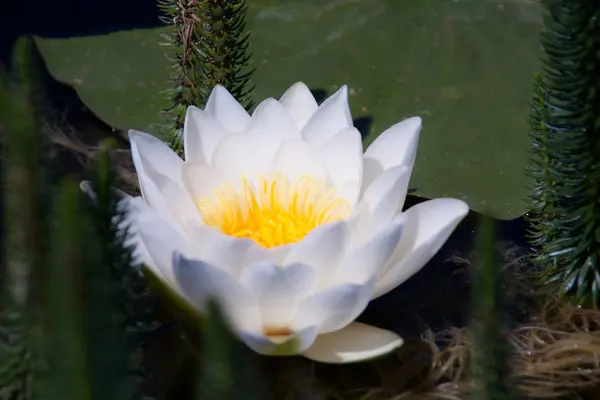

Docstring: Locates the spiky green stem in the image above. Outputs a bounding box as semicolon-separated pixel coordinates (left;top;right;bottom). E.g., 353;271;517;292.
86;142;161;399
158;0;255;156
526;0;600;306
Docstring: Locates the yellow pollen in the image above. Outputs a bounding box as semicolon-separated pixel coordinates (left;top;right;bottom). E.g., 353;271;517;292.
196;173;351;248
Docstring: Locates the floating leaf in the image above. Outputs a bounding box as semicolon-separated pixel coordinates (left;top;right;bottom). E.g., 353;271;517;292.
35;0;543;218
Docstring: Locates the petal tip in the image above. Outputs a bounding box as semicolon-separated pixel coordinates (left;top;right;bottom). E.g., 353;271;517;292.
128;129;157;145
185;105;201;118
302;323;404;364
442;197;470;218
288;81;311;92
337;84;349;98
128;129;142;141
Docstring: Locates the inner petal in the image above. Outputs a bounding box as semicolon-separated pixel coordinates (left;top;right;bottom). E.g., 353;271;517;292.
195;173;351;248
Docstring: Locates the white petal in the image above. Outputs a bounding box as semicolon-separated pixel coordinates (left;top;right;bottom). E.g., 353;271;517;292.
372;198;469;299
279;82;319;131
181;163;227;200
211;134;275;182
204;85;250;133
355;165;411;242
240;261;316;327
247;98;301;138
292;279;375;334
238;325;319;356
319;127;363;205
191;225;270;277
270;139;327;182
302;322;403;364
79;180;96;200
118;195;152;267
362;117;422;191
301;85;352;150
135;213;193;290
183;106;228;163
242;99;302;169
284;221;349;287
129;130;199;231
173;253;262;331
333;219;404;285
129;130;183;179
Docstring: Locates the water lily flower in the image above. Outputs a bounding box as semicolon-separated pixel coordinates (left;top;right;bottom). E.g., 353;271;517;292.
112;82;469;363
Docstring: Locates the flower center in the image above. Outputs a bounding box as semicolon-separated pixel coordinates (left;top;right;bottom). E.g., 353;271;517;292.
196;173;351;248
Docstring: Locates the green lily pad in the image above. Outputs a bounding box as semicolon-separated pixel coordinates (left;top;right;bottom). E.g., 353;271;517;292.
35;0;542;219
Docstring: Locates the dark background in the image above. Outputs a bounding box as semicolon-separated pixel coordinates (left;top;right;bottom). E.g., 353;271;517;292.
0;0;165;66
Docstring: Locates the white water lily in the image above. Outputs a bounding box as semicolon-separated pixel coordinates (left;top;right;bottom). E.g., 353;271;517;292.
112;82;469;363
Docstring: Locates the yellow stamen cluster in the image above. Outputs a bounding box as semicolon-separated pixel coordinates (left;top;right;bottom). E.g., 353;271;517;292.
196;174;350;248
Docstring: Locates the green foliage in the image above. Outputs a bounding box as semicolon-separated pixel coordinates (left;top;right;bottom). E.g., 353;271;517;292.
193;301;266;400
469;217;514;400
158;0;255;155
41;180;132;400
0;37;51;400
85;143;161;399
525;0;600;306
0;38;154;400
0;308;35;400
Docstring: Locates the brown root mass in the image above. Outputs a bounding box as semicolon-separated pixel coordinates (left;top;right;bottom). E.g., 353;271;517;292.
270;298;600;400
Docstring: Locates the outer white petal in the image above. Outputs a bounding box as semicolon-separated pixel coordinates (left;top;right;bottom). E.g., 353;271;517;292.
238;325;319;356
129;130;182;178
204;85;250;133
118;195;153;267
291;279;375;334
129;130;200;231
135;213;194;291
211;134;276;183
302;322;403;364
319;127;363;206
173;253;262;331
191;225;270;277
247;98;301;138
270;139;327;182
240;261;316;327
183;106;228;163
333;219;404;286
362;117;422;191
284;221;348;287
372;198;469;299
301;85;352;150
278;82;319;131
354;165;411;243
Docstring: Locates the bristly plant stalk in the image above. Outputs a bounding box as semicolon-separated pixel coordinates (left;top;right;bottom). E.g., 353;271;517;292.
41;180;133;400
158;0;255;156
85;141;161;399
469;217;515;400
0;37;51;400
525;0;600;307
194;300;266;400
